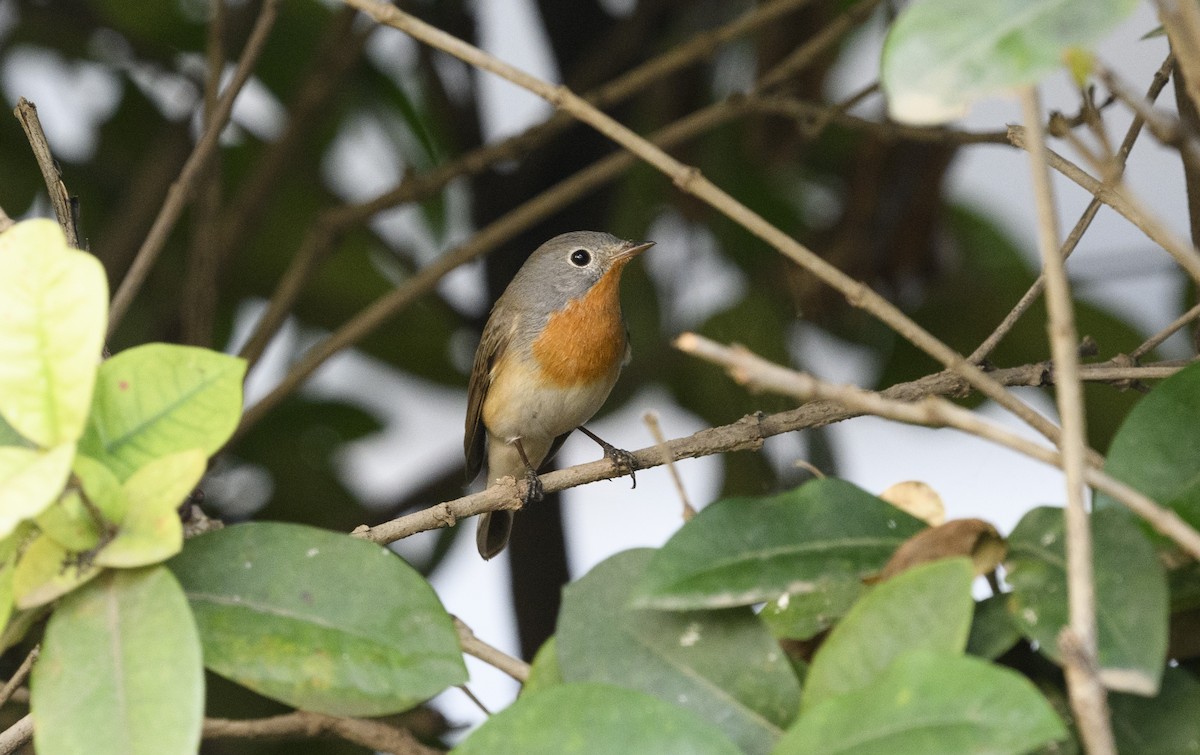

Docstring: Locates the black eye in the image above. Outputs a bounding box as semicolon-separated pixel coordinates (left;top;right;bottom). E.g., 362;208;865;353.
569;249;591;267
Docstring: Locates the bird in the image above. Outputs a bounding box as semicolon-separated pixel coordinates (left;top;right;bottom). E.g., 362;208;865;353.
464;231;653;559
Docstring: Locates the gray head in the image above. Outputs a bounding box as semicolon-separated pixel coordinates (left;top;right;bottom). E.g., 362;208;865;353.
501;231;654;312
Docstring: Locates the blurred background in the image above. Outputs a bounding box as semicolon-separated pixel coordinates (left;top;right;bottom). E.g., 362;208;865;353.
0;0;1190;748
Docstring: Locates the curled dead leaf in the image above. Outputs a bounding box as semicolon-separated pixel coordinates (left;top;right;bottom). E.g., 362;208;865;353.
879;480;945;526
880;518;1006;580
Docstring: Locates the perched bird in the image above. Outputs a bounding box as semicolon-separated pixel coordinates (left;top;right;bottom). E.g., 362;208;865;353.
464;231;653;559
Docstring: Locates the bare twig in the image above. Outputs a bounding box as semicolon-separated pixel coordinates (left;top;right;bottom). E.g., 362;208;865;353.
203;711;438;754
0;646;38;710
350;356;1197;550
756;0;880;91
745;94;1010;144
1009;125;1200;287
1132;301;1200;360
181;0;228;347
1021;86;1114;755
1100;63;1200;176
643;411;695;521
13;98;79;247
107;0;281;336
970;54;1174;364
0;714;31;755
343;0;1067;454
672;333;1200;561
453;616;529;683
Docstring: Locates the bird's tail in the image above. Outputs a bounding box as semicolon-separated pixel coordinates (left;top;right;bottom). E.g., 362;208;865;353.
476;510;514;560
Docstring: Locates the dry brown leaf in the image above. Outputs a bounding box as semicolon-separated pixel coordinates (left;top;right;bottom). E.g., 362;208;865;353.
879;518;1007;580
879;480;946;526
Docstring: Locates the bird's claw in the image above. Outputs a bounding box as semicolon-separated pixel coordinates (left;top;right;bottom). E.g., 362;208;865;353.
523;468;545;504
602;445;638;489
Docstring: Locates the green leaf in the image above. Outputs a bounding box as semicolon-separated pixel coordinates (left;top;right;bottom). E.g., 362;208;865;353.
31;567;203;755
802;558;974;711
95;450;205;568
558;549;800;755
881;0;1139;124
634;479;925;610
1097;361;1200;540
13;533;101;608
775;651;1067;754
523;635;562;697
0;218;107;447
1110;667;1200;753
0;443;75;539
762;575;866;641
1005;507;1167;695
167;522;465;716
966;594;1022;660
457;683;742;755
79;343;246;480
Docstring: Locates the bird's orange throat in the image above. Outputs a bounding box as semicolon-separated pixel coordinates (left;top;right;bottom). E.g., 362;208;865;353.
530;262;630;387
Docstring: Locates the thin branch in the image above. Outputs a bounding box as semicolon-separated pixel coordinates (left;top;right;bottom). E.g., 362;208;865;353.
969;54;1174;364
1009;124;1200;287
0;714;31;755
744;94;1010;145
453;616;529;683
350;356;1198;551
671;333;1200;561
1100;63;1200;176
13;98;79;247
1021;86;1115;755
0;646;38;711
181;0;228;347
1133;301;1200;360
643;411;695;521
343;0;1067;456
235;0;821;366
755;0;881;91
203;711;439;754
107;0;281;336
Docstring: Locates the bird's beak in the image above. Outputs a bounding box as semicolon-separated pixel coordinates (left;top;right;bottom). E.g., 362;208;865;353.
614;240;654;262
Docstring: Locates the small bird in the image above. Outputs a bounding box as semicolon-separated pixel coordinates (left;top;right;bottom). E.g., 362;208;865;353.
464;231;653;559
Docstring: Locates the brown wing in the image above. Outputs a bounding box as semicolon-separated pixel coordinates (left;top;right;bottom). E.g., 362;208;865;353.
464;313;509;482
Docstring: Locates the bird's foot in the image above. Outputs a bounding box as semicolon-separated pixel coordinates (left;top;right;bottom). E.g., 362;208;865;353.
602;443;638;489
522;467;545;504
577;426;638;488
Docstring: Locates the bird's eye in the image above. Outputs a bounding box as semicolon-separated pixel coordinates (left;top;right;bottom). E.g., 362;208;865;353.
569;249;591;267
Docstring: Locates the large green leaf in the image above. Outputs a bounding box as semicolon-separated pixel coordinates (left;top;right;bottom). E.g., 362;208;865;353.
761;574;865;642
167;522;465;716
1097;361;1200;539
79;343;245;480
1005;506;1167;695
633;479;925;610
12;532;101;608
458;683;742;755
558;549;800;755
775;651;1067;754
881;0;1139;124
31;567;204;755
802;558;974;711
966;594;1022;660
1110;667;1200;753
0;219;107;448
0;443;75;539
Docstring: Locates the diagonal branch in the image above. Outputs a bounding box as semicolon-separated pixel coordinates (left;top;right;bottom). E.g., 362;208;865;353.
107;0;281;336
